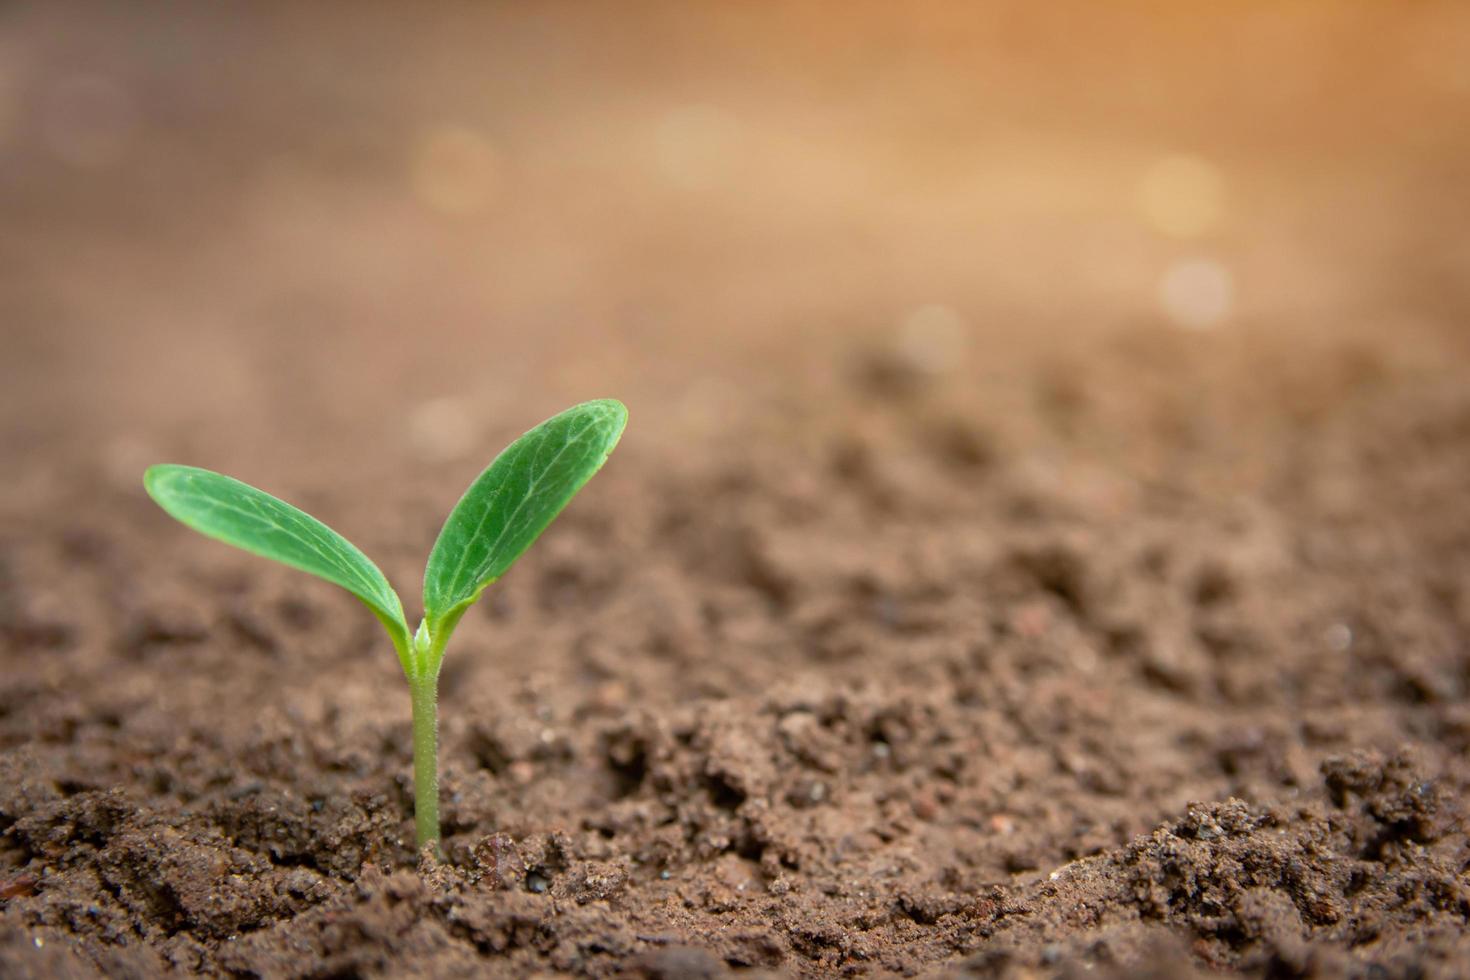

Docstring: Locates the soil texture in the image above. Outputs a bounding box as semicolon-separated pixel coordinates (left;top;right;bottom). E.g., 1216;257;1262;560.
3;2;1470;977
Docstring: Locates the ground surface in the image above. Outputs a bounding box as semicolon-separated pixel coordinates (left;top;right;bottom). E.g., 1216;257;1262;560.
3;3;1470;977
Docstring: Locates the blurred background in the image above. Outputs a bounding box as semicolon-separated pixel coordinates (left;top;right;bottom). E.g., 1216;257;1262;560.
1;0;1468;493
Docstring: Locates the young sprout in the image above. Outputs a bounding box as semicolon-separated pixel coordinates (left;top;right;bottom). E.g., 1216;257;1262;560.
143;399;627;850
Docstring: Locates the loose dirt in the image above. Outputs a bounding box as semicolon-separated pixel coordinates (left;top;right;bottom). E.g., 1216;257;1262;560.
3;3;1469;977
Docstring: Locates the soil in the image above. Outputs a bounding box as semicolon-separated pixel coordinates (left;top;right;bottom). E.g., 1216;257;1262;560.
3;3;1470;978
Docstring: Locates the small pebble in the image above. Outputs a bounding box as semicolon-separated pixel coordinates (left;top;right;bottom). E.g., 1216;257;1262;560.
912;790;938;820
593;680;629;709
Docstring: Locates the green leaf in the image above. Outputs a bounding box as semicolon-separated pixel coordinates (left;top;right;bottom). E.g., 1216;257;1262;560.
144;465;410;654
423;399;627;636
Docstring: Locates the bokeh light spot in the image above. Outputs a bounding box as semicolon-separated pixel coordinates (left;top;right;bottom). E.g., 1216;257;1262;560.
1158;258;1233;330
412;125;500;216
654;105;740;190
42;75;138;169
897;304;968;374
0;44;24;151
407;397;476;461
1138;154;1226;240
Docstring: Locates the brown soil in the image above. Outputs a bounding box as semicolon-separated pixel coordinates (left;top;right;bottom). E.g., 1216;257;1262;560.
3;3;1469;978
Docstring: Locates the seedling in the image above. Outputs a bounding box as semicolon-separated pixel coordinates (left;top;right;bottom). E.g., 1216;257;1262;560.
144;399;627;850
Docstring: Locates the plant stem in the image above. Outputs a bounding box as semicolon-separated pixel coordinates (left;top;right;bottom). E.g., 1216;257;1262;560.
409;672;440;851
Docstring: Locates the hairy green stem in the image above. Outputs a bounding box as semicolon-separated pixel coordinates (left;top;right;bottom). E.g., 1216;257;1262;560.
410;672;440;851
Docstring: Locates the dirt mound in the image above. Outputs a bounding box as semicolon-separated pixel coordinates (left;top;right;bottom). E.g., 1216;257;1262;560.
5;367;1470;976
4;2;1470;975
